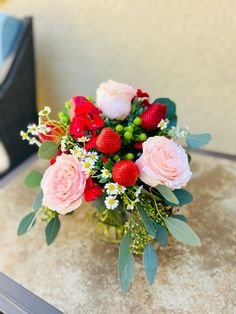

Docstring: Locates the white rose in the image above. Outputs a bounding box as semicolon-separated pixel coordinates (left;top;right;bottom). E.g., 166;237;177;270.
96;80;136;120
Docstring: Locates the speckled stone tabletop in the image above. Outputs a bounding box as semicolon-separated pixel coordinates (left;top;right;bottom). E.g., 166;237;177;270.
0;153;236;314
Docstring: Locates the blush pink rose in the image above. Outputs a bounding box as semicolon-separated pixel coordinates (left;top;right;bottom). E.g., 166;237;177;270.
136;136;192;189
96;80;136;120
41;154;86;214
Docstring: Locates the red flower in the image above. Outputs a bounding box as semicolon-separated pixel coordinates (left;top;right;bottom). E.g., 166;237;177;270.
134;142;143;149
69;96;104;135
101;156;108;163
50;151;62;165
136;89;149;98
85;135;98;151
38;121;65;143
84;177;103;202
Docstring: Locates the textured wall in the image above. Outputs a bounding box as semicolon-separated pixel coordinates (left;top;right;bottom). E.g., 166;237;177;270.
1;0;236;154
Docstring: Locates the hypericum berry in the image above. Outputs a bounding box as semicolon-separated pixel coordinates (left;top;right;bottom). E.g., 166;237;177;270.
115;124;124;133
133;117;142;125
96;128;121;154
112;154;120;162
124;131;133;140
125;126;134;132
138;133;147;141
112;160;139;187
126;153;134;160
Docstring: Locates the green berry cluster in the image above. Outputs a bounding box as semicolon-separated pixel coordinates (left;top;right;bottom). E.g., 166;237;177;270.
125;220;152;255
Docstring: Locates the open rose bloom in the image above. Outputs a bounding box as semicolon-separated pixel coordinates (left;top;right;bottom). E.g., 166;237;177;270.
19;80;211;292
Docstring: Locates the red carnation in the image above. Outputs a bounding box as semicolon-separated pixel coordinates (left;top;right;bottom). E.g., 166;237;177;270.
136;89;149;98
85;135;98;151
140;103;167;130
84;177;103;202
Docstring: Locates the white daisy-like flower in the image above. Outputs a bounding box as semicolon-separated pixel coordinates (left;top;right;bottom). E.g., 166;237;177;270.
88;151;99;162
20;131;30;141
77;136;89;143
101;168;111;179
104;196;119;210
105;183;119;195
158;118;169;130
117;185;126;194
38;106;51;116
70;146;87;159
82;159;95;174
135;185;143;198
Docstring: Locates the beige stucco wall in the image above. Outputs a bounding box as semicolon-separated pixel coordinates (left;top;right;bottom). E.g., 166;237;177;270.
1;0;236;154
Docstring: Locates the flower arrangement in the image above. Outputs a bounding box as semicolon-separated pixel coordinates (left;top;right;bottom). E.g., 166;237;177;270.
18;80;211;292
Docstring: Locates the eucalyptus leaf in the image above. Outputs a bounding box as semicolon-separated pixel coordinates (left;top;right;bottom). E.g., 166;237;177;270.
24;170;42;188
164;189;193;206
38;141;58;160
164;217;201;246
45;216;61;245
156;223;168;246
33;190;44;210
154;98;176;118
186;133;211;149
137;203;157;238
17;212;37;236
143;243;158;285
155;185;179;205
173;214;187;222
118;231;135;293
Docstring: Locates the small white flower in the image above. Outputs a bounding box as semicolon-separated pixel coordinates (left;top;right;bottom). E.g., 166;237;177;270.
61;140;67;152
127;204;134;210
104;196;119;210
20;131;30;141
38;106;51;116
135;185;143;198
82;159;95;174
105;183;119;195
158;119;168;130
37;124;48;135
27;124;38;135
169;126;188;139
117;185;126;194
70;146;87;159
28;137;37;145
87;151;99;162
77;136;89;143
101;168;111;179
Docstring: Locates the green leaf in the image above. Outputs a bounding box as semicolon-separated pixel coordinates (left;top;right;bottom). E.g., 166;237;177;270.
186;133;211;149
137;203;157;238
143;243;158;285
173;214;187;222
164;217;201;246
17;212;37;236
154;98;176;118
33;190;44;210
155;185;179;205
45;216;61;245
156;223;168;246
93;197;105;211
38;141;58;160
24;170;43;188
165;189;193;206
118;230;135;293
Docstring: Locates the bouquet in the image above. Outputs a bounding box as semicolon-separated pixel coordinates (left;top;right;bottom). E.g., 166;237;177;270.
18;80;211;292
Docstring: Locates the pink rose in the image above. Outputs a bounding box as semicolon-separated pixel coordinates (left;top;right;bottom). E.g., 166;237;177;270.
96;80;136;120
136;136;192;189
41;154;86;214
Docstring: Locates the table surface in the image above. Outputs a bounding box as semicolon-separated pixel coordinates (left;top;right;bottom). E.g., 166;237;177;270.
0;153;236;314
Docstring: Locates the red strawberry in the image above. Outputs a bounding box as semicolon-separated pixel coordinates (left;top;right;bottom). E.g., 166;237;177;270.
140;103;167;130
96;128;121;154
112;160;139;187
